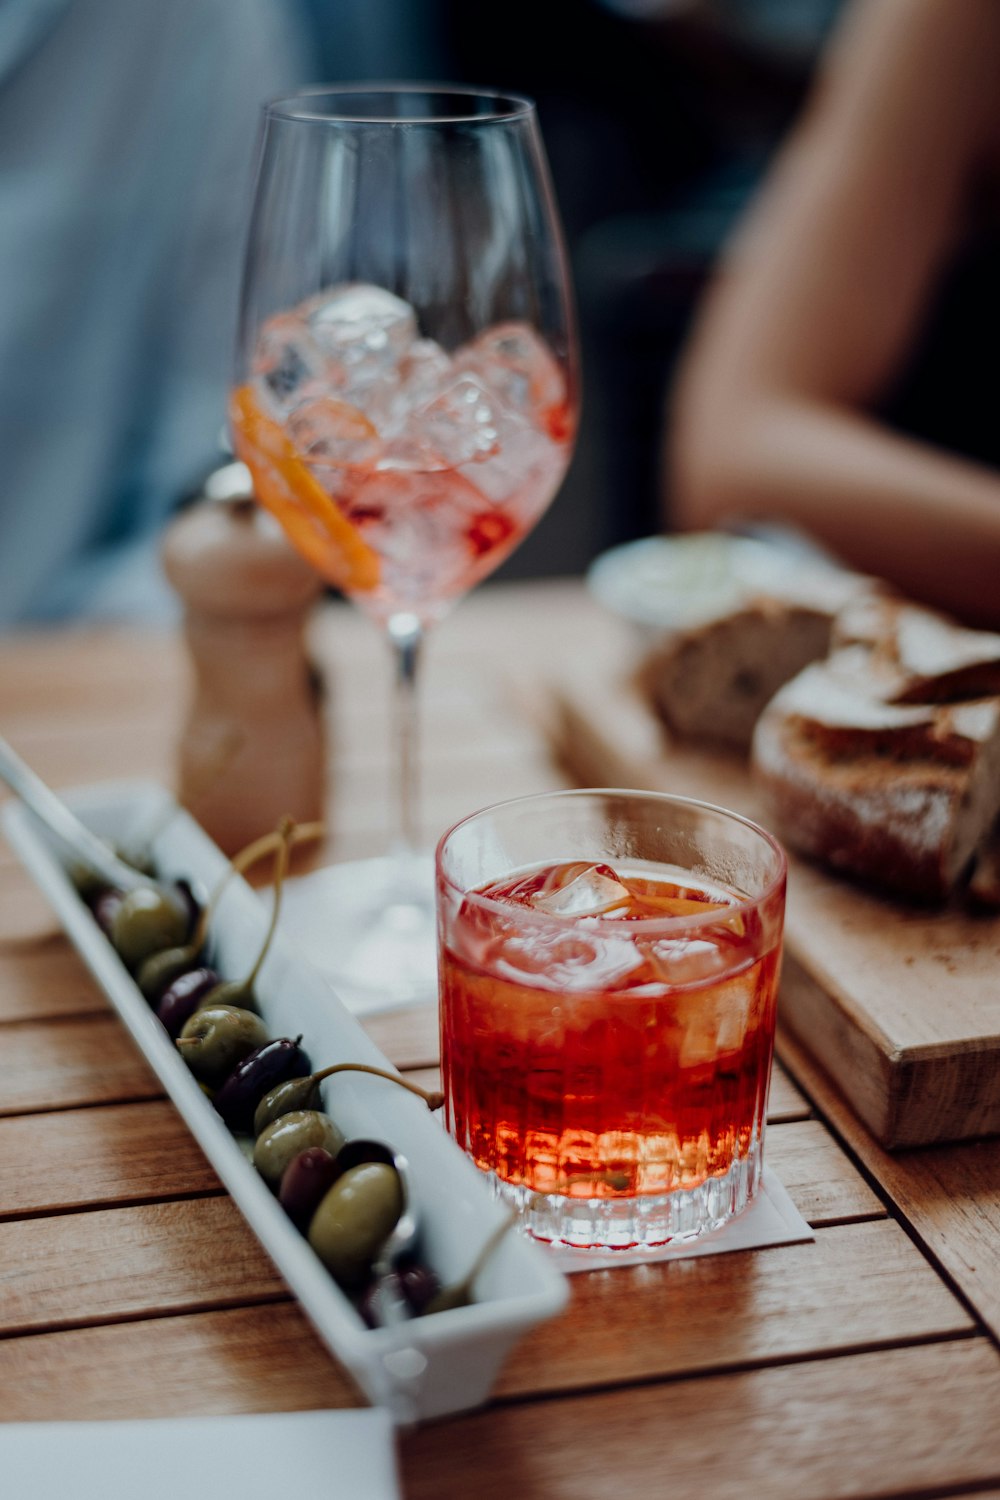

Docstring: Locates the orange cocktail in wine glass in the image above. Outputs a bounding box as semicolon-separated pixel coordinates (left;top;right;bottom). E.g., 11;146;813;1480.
230;87;578;1010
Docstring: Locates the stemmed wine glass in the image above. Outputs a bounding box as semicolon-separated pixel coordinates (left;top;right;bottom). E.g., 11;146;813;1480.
230;86;579;1011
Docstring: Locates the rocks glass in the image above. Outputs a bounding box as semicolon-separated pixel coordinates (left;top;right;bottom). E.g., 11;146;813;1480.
436;789;787;1250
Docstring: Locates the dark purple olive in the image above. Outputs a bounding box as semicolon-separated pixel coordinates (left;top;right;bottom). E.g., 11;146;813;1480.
278;1145;341;1228
357;1259;441;1329
91;888;126;937
156;965;221;1037
138;944;205;1006
358;1280;383;1329
172;878;201;936
213;1036;311;1132
396;1257;442;1316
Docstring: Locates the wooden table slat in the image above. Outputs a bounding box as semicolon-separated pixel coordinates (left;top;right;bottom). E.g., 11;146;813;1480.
764;1119;885;1225
0;1100;220;1218
0;943;107;1024
494;1218;972;1401
0;1303;360;1421
0;1198;285;1336
402;1340;1000;1500
778;1027;1000;1346
0;1015;161;1116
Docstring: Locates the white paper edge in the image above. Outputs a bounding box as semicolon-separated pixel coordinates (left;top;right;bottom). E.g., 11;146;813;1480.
0;1409;401;1500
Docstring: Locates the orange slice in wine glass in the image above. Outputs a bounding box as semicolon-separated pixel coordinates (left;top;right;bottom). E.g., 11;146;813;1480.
228;384;380;593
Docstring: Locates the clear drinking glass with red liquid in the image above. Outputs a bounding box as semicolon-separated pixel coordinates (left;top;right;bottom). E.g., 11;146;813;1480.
436;790;787;1250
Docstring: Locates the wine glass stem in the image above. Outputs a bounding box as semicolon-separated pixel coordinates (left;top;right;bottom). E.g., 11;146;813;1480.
387;611;425;863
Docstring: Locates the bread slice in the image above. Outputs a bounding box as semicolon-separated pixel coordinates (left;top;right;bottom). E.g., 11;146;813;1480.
752;653;1000;902
639;568;877;751
833;596;1000;703
968;825;1000;910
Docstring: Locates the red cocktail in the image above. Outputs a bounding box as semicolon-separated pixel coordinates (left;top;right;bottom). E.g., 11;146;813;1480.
230;298;573;629
436;790;787;1249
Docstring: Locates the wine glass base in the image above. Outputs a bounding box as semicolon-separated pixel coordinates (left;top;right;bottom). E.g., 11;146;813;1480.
279;853;438;1016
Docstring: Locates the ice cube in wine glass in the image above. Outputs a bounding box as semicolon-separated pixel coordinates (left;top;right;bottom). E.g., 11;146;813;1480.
407;373;502;467
287;397;381;467
345;466;492;606
395;338;453;411
402;369;564;515
458;321;567;432
306;283;417;398
530;864;631;918
458;405;565;510
252;312;327;417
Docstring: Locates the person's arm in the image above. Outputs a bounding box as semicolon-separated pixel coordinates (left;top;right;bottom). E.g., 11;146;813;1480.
667;0;1000;627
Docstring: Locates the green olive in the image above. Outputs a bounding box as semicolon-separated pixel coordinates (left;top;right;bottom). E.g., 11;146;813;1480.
252;1110;346;1190
196;976;258;1014
252;1075;321;1136
137;944;198;1003
234;1133;256;1164
115;845;157;878
111;887;188;971
176;1004;269;1083
307;1163;403;1289
69;861;105;900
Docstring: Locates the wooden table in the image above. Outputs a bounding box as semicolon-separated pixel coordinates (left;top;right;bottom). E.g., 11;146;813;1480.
3;579;1000;1499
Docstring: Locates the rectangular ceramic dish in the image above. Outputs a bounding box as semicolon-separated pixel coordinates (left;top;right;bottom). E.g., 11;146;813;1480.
1;779;569;1425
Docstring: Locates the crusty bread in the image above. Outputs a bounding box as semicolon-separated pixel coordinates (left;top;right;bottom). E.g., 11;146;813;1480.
751;603;1000;903
752;657;1000;901
832;595;1000;703
968;825;1000;909
639;568;877;751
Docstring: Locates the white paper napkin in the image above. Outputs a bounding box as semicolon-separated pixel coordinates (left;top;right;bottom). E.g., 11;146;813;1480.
279;857;438;1017
0;1409;400;1500
550;1167;813;1272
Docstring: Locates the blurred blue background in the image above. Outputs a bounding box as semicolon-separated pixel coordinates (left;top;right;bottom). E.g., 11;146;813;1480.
0;0;842;628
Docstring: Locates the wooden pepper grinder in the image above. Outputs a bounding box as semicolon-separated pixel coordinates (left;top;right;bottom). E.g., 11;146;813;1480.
161;484;327;855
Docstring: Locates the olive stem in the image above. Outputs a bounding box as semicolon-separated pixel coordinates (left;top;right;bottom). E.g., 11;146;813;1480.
310;1062;444;1111
428;1210;519;1313
190;818;326;955
458;1209;519;1291
242;817;296;994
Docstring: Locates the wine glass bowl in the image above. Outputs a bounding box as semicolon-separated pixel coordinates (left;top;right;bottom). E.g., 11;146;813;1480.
230;86;578;1010
231;86;577;629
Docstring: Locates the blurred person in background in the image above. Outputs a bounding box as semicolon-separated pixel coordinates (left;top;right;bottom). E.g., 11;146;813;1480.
0;0;309;628
666;0;1000;628
443;0;843;574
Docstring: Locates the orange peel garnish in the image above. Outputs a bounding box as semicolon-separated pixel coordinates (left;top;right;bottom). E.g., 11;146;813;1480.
229;383;380;593
634;895;731;916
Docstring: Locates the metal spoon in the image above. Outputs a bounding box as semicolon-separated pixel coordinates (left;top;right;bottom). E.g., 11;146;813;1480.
337;1137;420;1326
0;732;176;901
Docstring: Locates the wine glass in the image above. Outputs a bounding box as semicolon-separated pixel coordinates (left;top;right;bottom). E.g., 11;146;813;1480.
230;86;579;1012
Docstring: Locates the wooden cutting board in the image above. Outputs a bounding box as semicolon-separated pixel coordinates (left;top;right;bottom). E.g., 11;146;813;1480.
526;651;1000;1151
